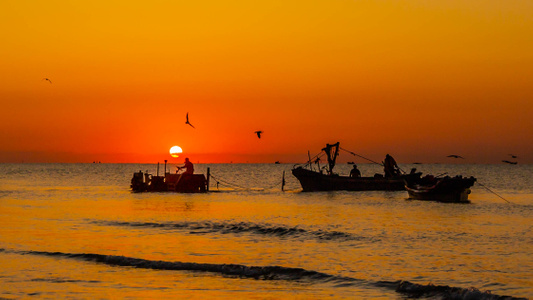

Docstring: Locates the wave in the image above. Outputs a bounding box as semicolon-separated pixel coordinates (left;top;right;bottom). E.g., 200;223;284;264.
395;281;528;300
0;248;526;299
31;278;101;284
95;220;360;241
0;190;16;198
2;248;341;281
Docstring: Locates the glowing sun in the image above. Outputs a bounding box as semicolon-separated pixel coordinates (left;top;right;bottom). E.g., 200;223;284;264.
169;146;183;158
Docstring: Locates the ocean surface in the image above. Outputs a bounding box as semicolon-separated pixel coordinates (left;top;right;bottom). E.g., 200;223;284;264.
0;163;531;299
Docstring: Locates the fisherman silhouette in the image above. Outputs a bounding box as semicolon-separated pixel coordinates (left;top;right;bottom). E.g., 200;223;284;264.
177;158;194;175
383;154;400;178
349;165;361;178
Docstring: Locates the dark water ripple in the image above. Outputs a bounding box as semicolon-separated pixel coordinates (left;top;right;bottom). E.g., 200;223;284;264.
95;220;360;241
0;248;525;300
395;281;527;300
31;278;101;284
0;190;17;198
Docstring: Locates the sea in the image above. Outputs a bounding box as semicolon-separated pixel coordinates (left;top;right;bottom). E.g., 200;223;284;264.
0;163;531;299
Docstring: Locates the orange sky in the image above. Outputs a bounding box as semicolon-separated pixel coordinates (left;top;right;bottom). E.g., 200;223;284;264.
1;0;532;163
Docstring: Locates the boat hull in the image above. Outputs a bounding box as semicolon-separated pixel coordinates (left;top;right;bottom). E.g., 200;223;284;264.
404;176;476;203
131;172;207;193
406;187;472;203
292;167;417;192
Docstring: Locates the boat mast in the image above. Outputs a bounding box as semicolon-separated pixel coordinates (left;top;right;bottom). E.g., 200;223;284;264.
322;142;340;175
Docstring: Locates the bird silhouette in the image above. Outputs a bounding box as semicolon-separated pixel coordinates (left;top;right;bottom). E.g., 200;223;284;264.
254;130;263;139
42;78;52;84
447;155;464;159
509;154;518;158
185;113;195;128
502;160;518;165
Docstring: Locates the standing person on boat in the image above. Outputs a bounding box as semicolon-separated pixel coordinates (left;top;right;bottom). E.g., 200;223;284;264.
383;154;400;178
350;164;361;178
177;158;194;175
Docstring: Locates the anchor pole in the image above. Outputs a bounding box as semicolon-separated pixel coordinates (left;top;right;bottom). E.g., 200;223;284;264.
206;167;210;192
282;171;286;191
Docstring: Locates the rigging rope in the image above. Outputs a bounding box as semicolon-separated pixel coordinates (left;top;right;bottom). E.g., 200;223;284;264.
307;152;325;165
339;147;383;166
294;151;326;172
339;147;408;174
209;173;285;191
209;174;249;190
476;181;512;204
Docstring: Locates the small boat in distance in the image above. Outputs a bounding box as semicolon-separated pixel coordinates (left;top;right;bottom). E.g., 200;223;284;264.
404;175;476;203
131;161;209;193
292;142;422;192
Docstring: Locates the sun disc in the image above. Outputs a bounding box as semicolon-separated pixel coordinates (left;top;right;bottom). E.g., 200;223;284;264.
170;146;183;158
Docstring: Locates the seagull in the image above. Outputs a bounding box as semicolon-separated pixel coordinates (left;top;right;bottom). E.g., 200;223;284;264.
254;130;263;139
185;113;195;128
42;78;52;84
509;154;518;158
502;160;518;165
447;155;464;159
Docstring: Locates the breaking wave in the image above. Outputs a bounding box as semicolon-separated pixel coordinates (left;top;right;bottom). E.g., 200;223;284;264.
0;248;526;299
95;220;360;241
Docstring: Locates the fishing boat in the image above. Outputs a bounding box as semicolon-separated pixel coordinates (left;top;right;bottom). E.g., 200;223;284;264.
131;161;209;193
291;142;422;192
404;175;476;203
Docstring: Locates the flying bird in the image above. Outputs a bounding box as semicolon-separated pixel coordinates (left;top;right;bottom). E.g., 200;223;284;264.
254;130;263;139
185;113;195;128
509;154;518;158
447;155;464;159
42;78;52;84
502;160;518;165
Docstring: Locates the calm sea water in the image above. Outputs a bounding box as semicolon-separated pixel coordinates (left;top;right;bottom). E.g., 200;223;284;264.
0;163;531;299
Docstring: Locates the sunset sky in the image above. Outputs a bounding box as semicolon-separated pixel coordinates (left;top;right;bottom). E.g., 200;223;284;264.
1;0;532;163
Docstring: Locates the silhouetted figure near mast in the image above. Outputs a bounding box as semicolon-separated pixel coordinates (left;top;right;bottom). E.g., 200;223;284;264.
383;154;400;178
